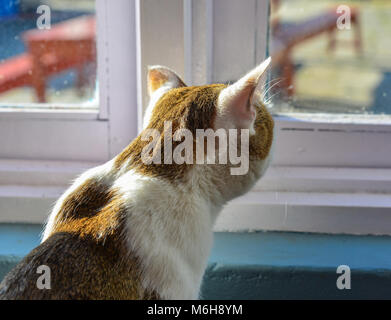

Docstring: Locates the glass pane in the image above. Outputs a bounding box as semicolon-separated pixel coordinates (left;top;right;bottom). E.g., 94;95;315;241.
0;0;97;109
268;0;391;115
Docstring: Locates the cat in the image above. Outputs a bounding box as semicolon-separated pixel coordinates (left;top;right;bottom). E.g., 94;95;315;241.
0;57;274;300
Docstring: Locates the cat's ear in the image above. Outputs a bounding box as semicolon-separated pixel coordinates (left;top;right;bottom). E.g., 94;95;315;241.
147;66;186;96
217;57;271;132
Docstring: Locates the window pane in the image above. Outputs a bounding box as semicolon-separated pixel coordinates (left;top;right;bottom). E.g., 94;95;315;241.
0;0;97;108
269;0;391;115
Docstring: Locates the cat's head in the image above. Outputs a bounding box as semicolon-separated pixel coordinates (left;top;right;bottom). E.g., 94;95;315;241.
118;58;274;196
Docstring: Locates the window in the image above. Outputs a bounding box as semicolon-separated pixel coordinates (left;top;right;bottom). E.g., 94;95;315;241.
0;0;97;107
138;0;391;235
0;0;139;222
266;0;391;171
0;0;138;162
1;0;390;235
269;0;391;116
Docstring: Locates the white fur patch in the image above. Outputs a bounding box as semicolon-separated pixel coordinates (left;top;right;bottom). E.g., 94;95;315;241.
113;169;215;299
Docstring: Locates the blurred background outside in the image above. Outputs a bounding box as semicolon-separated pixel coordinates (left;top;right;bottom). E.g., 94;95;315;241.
0;0;96;108
269;0;391;115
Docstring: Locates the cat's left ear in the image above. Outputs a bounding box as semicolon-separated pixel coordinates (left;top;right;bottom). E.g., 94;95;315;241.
147;66;186;96
217;57;271;133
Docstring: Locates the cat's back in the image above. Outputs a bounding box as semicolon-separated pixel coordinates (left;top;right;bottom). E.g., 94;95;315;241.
0;228;158;300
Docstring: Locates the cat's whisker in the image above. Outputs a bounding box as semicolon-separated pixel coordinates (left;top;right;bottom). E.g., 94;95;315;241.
264;90;283;105
261;77;283;91
261;78;285;101
259;78;281;96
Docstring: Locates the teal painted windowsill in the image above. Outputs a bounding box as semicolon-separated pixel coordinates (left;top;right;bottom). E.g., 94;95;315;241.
1;224;391;299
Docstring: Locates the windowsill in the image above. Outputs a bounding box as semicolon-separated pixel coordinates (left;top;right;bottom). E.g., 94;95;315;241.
216;191;391;235
274;113;391;125
1;224;391;299
0;159;391;235
0;108;100;120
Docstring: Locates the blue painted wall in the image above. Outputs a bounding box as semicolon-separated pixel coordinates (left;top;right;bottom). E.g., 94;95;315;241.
1;224;391;299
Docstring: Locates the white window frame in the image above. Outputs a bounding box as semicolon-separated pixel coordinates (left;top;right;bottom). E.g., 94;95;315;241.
0;0;138;162
1;0;391;236
0;0;139;221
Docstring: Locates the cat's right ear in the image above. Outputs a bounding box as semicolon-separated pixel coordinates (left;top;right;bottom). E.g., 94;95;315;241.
147;66;187;96
216;57;271;134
